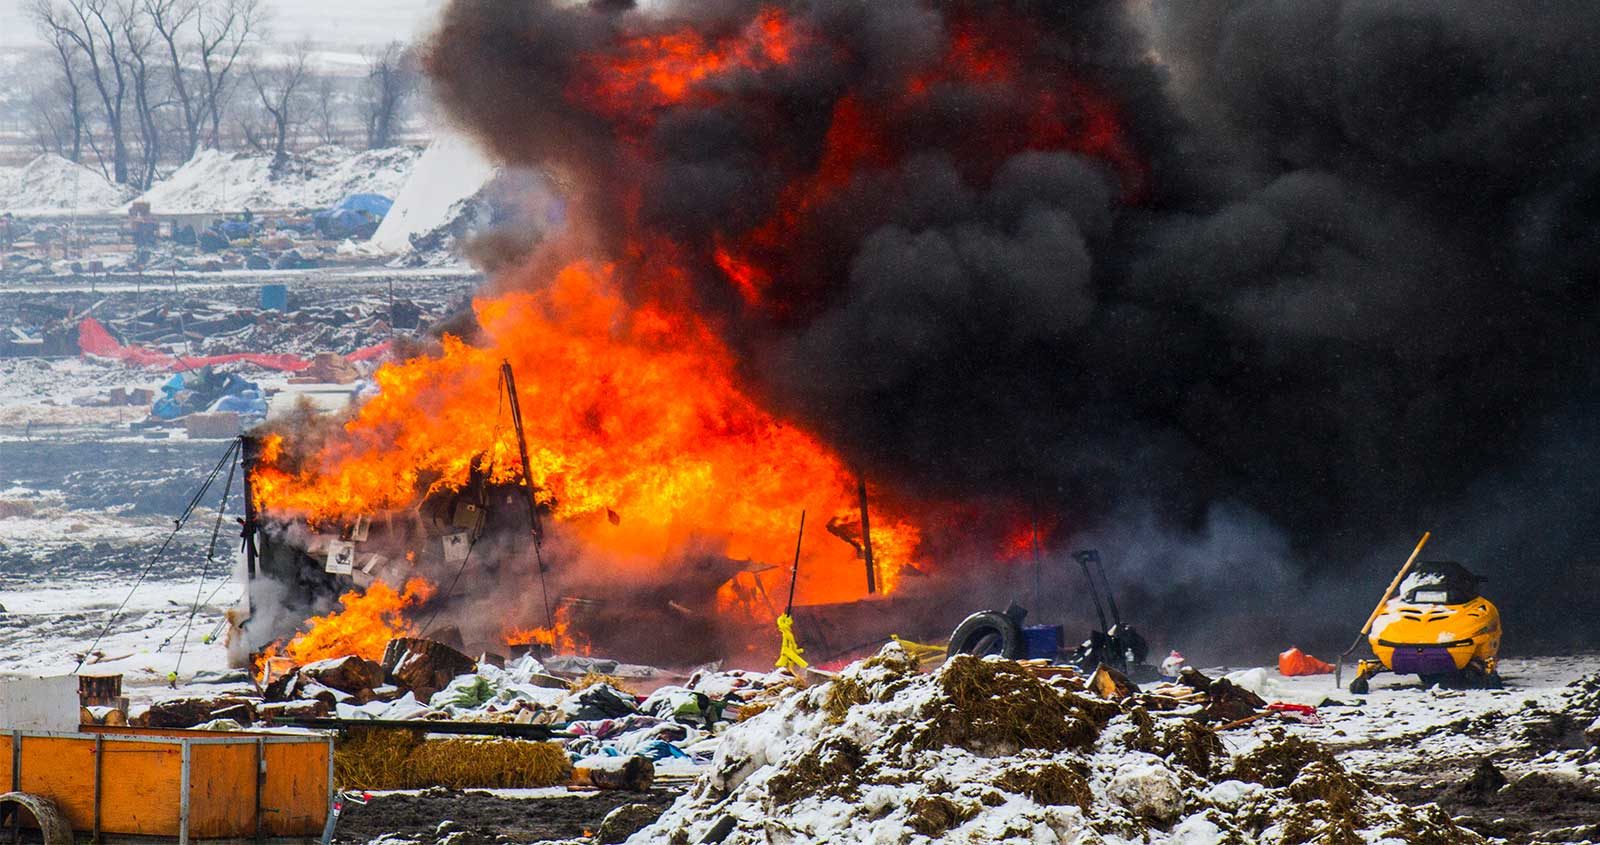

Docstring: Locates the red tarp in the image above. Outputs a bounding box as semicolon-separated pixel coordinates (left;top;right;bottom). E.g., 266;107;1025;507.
78;317;390;372
1278;646;1336;676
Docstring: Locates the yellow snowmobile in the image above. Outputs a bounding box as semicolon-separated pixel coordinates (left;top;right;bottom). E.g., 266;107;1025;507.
1349;560;1501;693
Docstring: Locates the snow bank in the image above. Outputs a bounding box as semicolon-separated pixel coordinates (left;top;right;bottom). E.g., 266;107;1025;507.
631;646;1483;844
133;145;422;214
0;154;135;215
368;133;498;254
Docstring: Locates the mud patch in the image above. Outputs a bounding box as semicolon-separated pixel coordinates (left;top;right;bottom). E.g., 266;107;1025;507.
1393;768;1600;843
330;786;680;844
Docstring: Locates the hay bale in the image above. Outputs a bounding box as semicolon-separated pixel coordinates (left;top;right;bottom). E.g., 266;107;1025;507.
334;728;571;790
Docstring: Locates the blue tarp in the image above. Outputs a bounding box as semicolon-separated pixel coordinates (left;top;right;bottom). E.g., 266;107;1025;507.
314;194;392;240
151;369;264;421
335;193;393;216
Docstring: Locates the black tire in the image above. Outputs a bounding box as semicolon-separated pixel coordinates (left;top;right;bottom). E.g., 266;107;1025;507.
1349;677;1369;695
1483;672;1504;690
948;611;1026;660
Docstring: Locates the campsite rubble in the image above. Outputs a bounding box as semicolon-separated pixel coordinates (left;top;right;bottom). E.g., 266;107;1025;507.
120;635;792;793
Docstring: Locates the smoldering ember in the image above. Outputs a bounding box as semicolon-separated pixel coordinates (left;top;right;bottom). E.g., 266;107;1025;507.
4;1;1600;844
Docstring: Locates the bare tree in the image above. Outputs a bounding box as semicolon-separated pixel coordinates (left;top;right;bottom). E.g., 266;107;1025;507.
119;6;165;188
311;73;340;146
32;23;89;161
30;0;135;184
143;0;201;156
361;41;414;149
196;0;265;149
248;40;310;172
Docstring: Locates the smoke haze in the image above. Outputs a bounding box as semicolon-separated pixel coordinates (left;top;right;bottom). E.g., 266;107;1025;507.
421;0;1600;656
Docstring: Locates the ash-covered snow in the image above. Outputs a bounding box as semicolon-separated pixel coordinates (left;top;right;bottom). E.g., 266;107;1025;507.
134;145;422;214
0;154;136;215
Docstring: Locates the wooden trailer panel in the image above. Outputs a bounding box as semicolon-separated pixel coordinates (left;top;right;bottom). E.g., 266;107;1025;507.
1;729;331;841
94;739;185;836
260;739;331;837
188;742;258;839
17;735;100;832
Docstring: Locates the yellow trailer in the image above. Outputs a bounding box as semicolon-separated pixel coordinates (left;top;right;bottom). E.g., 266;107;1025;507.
1;726;333;844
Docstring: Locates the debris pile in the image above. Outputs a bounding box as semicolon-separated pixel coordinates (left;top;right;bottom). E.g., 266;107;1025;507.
134;636;790;792
630;645;1482;844
1;287;456;370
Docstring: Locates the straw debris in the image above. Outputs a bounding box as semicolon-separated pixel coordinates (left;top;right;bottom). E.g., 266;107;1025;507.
912;654;1103;754
905;795;980;836
334;727;572;790
569;671;634;694
1228;729;1338;788
821;675;869;724
994;759;1093;810
1124;707;1226;776
766;736;866;805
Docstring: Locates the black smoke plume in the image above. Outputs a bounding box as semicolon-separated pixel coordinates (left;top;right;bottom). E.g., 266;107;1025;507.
425;0;1600;654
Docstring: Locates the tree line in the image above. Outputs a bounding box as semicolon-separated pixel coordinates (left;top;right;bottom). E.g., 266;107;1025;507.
25;0;419;190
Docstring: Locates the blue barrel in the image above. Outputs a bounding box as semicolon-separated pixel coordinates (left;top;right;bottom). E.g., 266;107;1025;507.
260;284;288;311
1021;624;1063;660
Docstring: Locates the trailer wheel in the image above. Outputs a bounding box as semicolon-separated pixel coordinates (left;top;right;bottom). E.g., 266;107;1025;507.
1348;677;1369;695
0;792;73;845
947;611;1025;660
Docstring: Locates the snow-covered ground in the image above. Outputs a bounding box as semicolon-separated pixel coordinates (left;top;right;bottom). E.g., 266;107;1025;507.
0;154;136;215
134;145;422;214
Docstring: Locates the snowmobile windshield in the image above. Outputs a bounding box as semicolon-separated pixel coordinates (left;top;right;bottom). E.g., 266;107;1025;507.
1398;561;1483;605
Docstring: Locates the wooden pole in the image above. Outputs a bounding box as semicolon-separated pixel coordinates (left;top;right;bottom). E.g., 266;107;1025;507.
1336;531;1431;685
501;360;552;627
786;510;805;614
858;474;877;594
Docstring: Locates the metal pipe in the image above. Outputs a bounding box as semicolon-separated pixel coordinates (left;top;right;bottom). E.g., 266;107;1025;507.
265;717;571;740
1071;550;1109;633
179;740;191;845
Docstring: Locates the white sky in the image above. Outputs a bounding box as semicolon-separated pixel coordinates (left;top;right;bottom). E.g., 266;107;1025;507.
0;0;446;48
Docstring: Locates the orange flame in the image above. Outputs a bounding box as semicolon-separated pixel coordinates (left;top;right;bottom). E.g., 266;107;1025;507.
260;578;435;669
573;7;809;122
505;605;590;655
251;264;917;605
